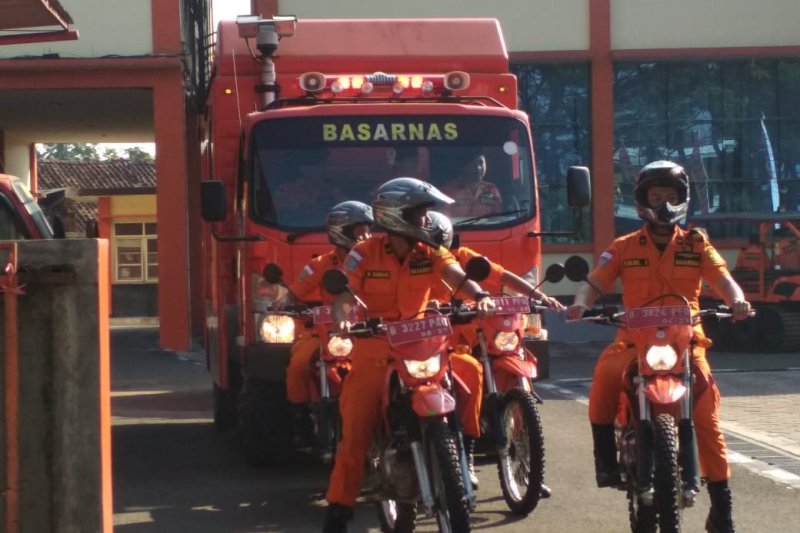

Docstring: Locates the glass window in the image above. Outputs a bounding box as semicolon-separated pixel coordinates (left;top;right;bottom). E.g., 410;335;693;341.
248;115;537;231
614;59;800;238
113;221;158;283
513;63;592;243
0;203;24;240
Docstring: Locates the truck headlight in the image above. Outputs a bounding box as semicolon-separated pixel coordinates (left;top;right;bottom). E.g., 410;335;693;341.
645;345;678;371
327;336;353;357
258;314;295;343
403;354;442;379
494;331;519;351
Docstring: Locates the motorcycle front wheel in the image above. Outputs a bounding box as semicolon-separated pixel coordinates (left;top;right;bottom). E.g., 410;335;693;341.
496;388;545;516
427;419;471;533
653;413;681;533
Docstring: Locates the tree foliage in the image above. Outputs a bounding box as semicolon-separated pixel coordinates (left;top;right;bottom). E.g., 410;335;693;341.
39;143;99;161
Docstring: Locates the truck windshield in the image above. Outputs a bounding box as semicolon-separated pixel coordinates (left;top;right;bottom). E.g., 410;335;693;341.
249;115;536;230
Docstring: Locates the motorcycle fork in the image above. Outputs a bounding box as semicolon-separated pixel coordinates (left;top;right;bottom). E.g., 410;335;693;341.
635;378;655;501
478;330;508;451
678;347;699;500
316;357;333;456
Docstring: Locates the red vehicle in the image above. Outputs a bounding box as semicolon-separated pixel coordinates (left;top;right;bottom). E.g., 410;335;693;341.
565;256;750;533
0;174;54;240
321;269;472;533
199;16;590;458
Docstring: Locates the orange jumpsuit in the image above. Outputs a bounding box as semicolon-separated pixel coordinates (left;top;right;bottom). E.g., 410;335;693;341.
441;180;502;218
285;250;339;404
431;246;506;438
326;235;457;506
588;224;732;481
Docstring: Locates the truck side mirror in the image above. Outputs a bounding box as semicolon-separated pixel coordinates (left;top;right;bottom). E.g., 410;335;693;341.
201;180;227;222
566;166;591;209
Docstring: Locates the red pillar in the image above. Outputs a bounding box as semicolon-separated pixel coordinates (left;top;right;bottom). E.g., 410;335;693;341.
154;74;191;351
590;0;615;255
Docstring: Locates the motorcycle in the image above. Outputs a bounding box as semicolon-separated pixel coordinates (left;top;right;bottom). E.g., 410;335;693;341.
563;255;752;533
447;259;565;516
261;263;357;464
322;269;473;533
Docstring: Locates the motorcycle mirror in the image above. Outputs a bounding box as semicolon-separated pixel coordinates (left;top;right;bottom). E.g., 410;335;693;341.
262;263;284;284
564;255;590;282
543;263;566;284
464;256;491;282
321;269;349;296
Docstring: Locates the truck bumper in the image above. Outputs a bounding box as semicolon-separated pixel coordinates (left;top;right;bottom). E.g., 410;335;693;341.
243;343;292;382
524;337;549;381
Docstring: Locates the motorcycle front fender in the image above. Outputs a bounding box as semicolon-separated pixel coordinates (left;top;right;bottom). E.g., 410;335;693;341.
411;384;456;417
643;375;686;405
493;356;537;379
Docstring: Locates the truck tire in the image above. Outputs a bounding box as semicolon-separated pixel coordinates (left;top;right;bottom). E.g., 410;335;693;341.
239;378;293;466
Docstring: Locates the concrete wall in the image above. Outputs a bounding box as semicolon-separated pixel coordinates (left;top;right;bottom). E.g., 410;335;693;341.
0;0;153;59
278;0;800;52
0;239;111;533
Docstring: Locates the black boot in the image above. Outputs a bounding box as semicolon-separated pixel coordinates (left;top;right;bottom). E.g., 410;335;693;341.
464;436;479;489
591;424;621;488
706;480;735;533
322;503;352;533
291;404;312;451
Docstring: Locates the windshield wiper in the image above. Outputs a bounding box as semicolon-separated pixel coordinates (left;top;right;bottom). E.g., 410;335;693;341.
454;209;527;227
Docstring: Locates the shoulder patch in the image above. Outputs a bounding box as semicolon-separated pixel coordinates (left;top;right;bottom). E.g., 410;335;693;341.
598;250;615;267
343;250;363;273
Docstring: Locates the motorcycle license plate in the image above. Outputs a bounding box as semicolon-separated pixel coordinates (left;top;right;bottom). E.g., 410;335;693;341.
492;296;531;315
626;306;692;329
385;316;453;346
312;305;361;325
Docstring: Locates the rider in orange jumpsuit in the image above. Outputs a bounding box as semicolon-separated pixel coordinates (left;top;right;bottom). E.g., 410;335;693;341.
567;161;751;533
273;201;373;448
426;211;563;493
322;178;496;533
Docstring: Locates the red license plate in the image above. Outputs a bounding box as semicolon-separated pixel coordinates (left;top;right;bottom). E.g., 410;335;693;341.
626;306;692;329
312;305;362;325
386;316;453;346
493;296;531;315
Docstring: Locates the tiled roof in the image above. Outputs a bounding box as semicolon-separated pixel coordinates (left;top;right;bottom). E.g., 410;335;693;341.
38;159;156;192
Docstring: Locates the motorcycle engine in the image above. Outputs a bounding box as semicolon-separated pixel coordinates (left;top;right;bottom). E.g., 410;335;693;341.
379;446;419;501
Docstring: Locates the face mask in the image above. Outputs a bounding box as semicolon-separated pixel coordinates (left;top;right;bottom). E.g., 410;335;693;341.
655;202;683;224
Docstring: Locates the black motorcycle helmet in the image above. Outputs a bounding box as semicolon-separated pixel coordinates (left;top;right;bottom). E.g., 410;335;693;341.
634;160;690;226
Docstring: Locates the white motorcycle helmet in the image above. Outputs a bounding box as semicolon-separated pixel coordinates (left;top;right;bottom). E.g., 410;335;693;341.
372;177;454;248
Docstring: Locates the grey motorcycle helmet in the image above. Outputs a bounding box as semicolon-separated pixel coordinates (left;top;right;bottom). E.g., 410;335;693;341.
326;200;374;250
372;177;455;248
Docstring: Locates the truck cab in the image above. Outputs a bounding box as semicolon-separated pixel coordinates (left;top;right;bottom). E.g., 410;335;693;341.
0;174;54;240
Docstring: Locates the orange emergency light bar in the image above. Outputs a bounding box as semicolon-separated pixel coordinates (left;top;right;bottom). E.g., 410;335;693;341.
298;71;470;96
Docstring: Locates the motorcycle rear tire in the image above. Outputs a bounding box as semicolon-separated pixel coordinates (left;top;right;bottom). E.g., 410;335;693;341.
427;419;471;533
653;413;681;533
496;388;545;516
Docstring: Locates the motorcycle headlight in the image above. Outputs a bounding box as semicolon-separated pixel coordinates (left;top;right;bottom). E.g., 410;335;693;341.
403;354;442;379
258;314;295;343
327;336;353;357
645;345;678;371
494;331;520;352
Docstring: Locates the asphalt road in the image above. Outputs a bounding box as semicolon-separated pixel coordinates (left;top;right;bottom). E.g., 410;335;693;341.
111;328;800;532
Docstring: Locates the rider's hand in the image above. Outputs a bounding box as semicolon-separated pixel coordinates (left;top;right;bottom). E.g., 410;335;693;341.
731;299;751;322
542;295;565;311
566;303;588;320
475;294;496;319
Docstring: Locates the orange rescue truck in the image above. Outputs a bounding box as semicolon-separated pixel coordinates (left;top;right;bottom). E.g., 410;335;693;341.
199;16;589;463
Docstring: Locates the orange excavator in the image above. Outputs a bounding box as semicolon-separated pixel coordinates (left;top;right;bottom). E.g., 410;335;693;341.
689;212;800;352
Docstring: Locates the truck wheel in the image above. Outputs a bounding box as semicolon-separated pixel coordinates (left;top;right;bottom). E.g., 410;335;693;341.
239;378;293;466
213;382;238;432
